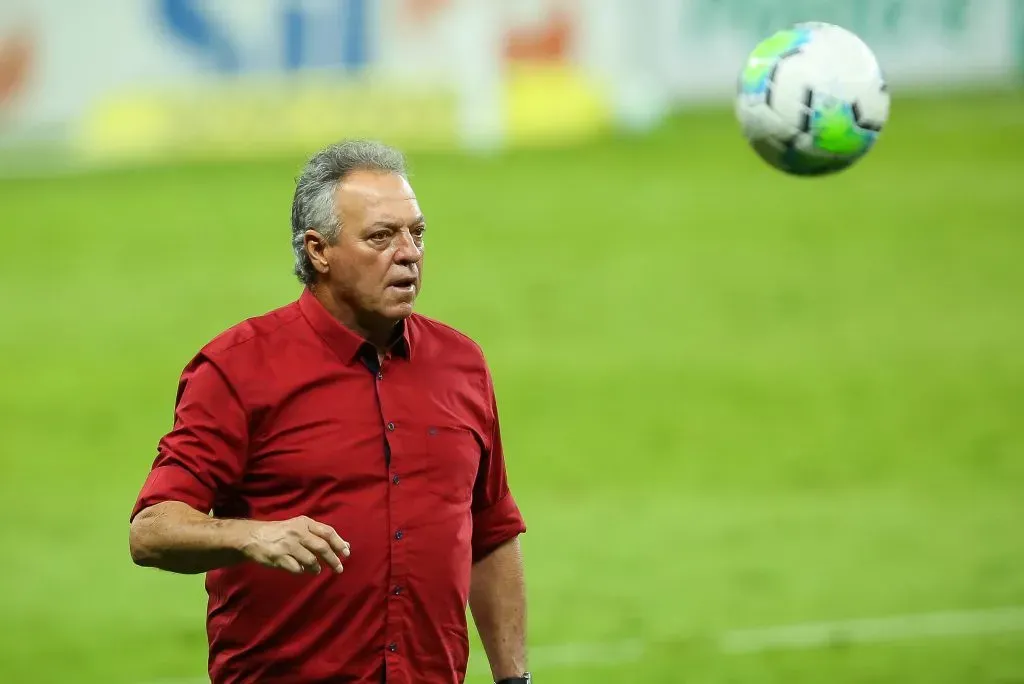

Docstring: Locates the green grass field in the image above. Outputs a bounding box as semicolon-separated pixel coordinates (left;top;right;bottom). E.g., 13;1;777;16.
2;88;1023;684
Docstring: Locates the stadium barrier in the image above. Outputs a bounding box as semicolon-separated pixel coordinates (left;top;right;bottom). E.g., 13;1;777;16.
0;0;1020;171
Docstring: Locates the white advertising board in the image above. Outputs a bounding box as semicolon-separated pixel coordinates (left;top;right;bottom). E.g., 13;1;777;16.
646;0;1023;102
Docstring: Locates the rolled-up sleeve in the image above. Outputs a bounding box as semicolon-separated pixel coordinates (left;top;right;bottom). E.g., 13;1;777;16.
129;356;248;522
471;368;526;562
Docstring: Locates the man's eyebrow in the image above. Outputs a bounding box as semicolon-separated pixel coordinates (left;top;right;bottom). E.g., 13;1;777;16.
369;215;425;229
368;219;403;229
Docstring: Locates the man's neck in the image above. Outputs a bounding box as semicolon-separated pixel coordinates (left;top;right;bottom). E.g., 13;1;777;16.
309;285;397;351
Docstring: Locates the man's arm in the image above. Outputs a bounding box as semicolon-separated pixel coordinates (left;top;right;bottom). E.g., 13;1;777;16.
129;500;350;576
470;364;529;680
128;357;349;577
129;501;249;574
469;536;528;681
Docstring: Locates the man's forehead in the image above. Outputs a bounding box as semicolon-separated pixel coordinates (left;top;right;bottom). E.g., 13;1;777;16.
336;171;416;203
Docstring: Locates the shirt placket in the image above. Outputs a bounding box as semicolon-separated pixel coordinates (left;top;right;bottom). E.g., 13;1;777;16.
373;356;410;681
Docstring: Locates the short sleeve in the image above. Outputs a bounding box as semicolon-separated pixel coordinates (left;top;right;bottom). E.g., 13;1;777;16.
129;356;249;522
471;366;526;562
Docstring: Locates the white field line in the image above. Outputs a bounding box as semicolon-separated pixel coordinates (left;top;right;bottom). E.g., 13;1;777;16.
141;605;1024;684
719;605;1024;654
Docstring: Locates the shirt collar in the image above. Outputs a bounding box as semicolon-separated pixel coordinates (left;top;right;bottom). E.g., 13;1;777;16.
298;288;412;365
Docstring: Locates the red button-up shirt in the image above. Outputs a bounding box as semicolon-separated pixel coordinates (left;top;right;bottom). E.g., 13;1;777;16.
130;288;526;684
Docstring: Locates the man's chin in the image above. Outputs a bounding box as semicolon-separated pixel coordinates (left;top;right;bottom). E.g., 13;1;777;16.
382;286;417;311
381;300;416;320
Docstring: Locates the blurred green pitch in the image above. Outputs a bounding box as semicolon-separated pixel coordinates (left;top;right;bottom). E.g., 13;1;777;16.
1;89;1023;684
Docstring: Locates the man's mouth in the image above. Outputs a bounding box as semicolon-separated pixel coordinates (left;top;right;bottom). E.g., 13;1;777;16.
387;276;417;292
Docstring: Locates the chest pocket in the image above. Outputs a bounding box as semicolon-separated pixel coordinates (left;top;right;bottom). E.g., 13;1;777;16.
424;425;481;505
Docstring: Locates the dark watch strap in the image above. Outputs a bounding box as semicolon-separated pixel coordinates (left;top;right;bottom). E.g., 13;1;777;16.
495;674;531;684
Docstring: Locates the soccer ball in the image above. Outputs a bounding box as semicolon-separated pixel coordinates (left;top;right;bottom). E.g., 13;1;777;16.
735;22;890;177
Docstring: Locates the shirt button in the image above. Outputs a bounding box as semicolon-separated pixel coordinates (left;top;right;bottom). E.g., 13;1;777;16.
377;371;383;380
386;422;395;431
387;642;398;653
392;474;400;485
392;585;403;595
394;530;403;540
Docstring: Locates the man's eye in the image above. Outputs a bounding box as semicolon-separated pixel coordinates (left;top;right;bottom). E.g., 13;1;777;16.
412;227;426;238
370;232;389;241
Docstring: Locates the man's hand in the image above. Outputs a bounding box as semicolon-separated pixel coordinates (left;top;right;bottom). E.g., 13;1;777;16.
240;516;351;575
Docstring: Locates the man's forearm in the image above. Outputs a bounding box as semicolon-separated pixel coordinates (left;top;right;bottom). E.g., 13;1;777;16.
469;537;527;681
129;500;251;574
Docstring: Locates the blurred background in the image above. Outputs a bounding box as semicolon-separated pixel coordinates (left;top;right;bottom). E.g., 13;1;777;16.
1;0;1023;682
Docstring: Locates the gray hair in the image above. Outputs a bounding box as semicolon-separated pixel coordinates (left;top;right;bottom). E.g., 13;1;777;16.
290;140;408;285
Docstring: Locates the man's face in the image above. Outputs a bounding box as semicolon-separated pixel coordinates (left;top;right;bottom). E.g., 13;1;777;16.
307;170;425;324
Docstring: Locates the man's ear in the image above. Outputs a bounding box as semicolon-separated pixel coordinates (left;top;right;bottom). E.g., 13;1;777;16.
304;230;330;276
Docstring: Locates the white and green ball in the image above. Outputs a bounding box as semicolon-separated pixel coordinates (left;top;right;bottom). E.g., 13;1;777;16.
735;22;891;177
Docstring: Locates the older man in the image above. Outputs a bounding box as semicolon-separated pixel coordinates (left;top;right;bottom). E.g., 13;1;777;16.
128;140;529;684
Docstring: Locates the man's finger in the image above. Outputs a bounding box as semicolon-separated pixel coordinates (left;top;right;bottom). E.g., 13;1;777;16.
279;555;304;574
308;521;351;558
288;544;322;574
303;535;344;574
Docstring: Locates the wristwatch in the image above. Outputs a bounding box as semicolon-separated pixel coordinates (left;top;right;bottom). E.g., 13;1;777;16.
495;674;530;684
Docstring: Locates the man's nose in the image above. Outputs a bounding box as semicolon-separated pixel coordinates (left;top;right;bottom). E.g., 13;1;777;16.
393;231;422;263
